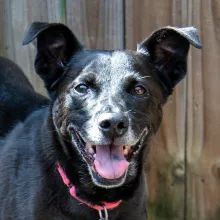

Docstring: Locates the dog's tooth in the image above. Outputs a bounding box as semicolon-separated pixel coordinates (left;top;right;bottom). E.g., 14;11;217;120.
94;154;96;158
125;146;131;150
85;143;90;149
124;148;130;157
88;146;95;155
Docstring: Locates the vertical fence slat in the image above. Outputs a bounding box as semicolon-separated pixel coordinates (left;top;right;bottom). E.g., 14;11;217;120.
10;0;44;95
125;1;187;219
66;0;124;50
0;0;14;59
0;0;4;56
186;0;220;219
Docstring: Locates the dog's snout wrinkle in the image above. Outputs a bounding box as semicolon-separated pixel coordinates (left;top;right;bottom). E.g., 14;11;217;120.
98;112;129;137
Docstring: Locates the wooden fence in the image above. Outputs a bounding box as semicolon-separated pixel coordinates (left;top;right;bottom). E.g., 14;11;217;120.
0;1;220;220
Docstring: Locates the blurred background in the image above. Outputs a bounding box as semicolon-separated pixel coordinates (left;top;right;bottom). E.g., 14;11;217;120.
0;0;219;220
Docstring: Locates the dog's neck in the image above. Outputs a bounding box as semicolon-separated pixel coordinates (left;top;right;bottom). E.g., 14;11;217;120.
57;164;122;211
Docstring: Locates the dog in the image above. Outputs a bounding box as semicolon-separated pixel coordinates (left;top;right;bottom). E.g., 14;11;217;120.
0;22;202;220
0;56;49;137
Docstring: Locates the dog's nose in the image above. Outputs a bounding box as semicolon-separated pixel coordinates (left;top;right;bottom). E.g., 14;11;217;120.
98;113;129;136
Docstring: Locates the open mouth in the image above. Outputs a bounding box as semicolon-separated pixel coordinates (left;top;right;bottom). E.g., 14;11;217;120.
86;144;131;180
69;126;143;185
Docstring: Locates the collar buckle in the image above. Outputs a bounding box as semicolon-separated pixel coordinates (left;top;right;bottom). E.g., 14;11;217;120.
98;205;109;220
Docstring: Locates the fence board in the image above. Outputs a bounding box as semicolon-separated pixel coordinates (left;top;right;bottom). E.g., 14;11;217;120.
0;1;4;56
186;0;220;219
10;0;42;95
66;0;124;49
0;0;15;59
0;0;65;96
125;1;188;219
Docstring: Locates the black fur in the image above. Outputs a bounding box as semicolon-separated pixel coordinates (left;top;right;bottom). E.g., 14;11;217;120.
0;56;49;137
0;23;202;219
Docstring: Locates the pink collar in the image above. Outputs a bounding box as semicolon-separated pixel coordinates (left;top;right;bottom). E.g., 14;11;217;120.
57;164;122;211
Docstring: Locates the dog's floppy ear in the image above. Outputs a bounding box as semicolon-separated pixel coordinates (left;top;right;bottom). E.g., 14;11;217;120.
138;26;202;96
23;22;83;99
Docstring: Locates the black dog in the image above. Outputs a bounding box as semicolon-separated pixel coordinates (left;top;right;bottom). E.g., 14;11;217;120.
0;56;49;137
0;22;202;220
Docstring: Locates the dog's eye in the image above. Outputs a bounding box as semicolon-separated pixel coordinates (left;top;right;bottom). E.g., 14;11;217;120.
75;84;88;93
132;85;147;96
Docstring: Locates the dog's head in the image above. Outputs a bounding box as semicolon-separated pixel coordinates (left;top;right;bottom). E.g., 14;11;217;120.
23;23;202;192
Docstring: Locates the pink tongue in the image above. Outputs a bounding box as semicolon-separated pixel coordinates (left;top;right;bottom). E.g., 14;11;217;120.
94;145;129;179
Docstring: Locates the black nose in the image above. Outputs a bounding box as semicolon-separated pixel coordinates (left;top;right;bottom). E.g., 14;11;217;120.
98;113;129;136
